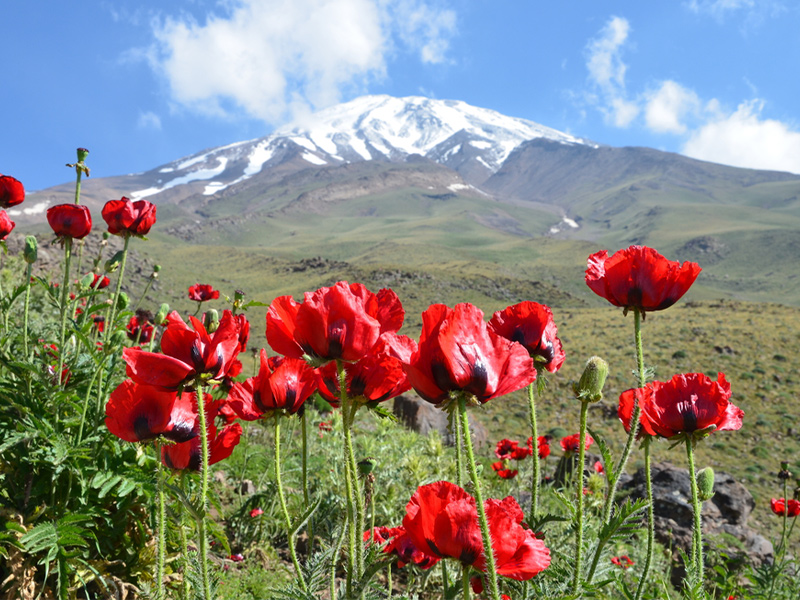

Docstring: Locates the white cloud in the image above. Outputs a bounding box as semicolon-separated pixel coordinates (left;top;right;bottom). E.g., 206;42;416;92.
148;0;457;124
137;111;162;130
685;0;755;16
644;81;701;134
585;16;639;127
683;100;800;174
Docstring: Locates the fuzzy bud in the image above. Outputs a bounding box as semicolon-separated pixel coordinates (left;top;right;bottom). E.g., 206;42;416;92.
357;458;376;476
697;467;715;502
24;235;38;264
203;309;220;333
573;356;609;403
105;250;125;273
155;303;170;326
116;292;129;310
79;272;95;290
76;148;90;162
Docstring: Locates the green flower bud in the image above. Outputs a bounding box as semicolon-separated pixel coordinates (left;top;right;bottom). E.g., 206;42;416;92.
203;309;220;333
79;272;95;290
573;356;609;403
111;331;128;347
697;467;715;502
77;148;90;162
105;250;125;273
155;303;170;325
116;292;129;310
357;458;376;475
24;236;38;264
153;264;161;272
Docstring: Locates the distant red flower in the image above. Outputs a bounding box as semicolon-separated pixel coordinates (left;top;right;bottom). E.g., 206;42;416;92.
492;461;518;479
126;313;155;344
318;420;333;437
528;435;551;459
267;281;404;364
92;315;105;333
560;433;594;454
316;333;416;406
229;553;244;562
593;461;605;474
101;197;157;237
0;175;24;209
402;481;551;580
586;245;701;312
161;397;242;470
188;284;220;303
228;349;317;419
123;310;242;391
618;373;743;440
250;507;264;518
364;526;439;569
105;380;197;443
0;211;15;240
404;303;536;405
489;302;565;373
88;273;110;289
510;445;532;460
495;439;519;459
611;555;634;569
47;204;92;239
770;498;800;518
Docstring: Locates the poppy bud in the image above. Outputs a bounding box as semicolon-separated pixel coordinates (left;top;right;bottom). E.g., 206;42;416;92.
77;148;90;162
24;235;38;264
155;303;170;326
152;264;161;279
573;356;609;403
111;331;128;347
105;250;125;273
357;458;376;475
203;309;220;333
116;292;129;310
79;272;95;290
697;467;715;502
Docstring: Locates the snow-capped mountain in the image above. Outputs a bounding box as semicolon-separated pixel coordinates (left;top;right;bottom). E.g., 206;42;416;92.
127;95;595;201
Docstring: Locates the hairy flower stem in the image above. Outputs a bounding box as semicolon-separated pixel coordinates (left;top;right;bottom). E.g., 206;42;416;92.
275;416;309;592
104;235;130;345
453;406;464;487
56;237;73;393
301;411;313;555
633;438;655;600
195;383;213;600
685;438;704;585
601;309;646;525
462;565;470;599
527;380;541;523
156;441;166;599
458;395;501;600
337;360;360;596
571;400;590;596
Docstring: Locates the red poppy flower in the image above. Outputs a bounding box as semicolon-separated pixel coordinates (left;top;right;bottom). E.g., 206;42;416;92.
267;281;404;364
250;507;264;518
127;313;155;344
88;273;110;289
593;461;605;474
161;398;242;470
123;309;242;390
0;210;15;240
47;204;92;239
402;481;550;580
611;555;634;569
560;433;594;454
770;498;800;518
229;553;244;562
618;373;743;440
188;284;220;302
233;313;250;353
492;461;518;479
404;303;536;405
316;333;416;406
585;245;701;312
0;175;24;209
105;380;197;443
92;315;105;333
489;302;565;373
228;349;317;419
101;196;157;237
364;526;439;569
495;439;519;459
527;435;551;459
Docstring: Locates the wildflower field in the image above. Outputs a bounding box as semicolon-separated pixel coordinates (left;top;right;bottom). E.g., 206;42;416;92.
1;152;799;600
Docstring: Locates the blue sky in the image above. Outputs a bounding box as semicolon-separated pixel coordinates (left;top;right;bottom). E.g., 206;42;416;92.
3;0;800;192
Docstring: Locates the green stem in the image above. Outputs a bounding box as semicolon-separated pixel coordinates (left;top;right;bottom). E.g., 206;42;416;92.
337;360;358;596
75;363;103;444
301;411;313;555
458;395;500;600
527;381;540;523
453;403;464;487
441;560;450;594
131;274;155;313
462;565;470;599
195;384;212;600
634;437;655;600
685;438;704;585
156;441;166;600
104;235;130;345
56;238;73;392
275;415;308;592
387;563;392;598
571;401;589;596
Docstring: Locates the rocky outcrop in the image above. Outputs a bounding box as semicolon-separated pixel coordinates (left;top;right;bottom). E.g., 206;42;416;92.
392;394;488;449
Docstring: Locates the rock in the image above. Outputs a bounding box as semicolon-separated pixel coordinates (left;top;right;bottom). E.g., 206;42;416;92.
392;394;488;449
238;479;257;495
621;462;772;570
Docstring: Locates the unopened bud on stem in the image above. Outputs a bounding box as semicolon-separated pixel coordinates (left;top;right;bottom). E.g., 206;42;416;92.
573;356;609;403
